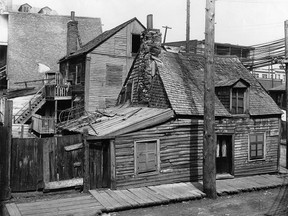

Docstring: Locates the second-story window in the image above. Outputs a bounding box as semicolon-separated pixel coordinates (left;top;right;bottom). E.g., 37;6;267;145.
216;78;249;115
231;88;245;114
132;34;141;54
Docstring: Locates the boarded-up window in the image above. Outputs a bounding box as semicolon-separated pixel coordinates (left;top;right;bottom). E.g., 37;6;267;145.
249;134;265;160
106;64;123;86
135;140;159;174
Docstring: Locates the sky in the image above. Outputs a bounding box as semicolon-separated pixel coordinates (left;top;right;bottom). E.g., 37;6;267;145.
11;0;288;46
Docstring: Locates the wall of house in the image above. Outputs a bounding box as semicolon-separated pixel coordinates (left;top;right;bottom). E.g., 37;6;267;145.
114;118;203;189
88;21;145;110
7;12;102;90
113;116;280;189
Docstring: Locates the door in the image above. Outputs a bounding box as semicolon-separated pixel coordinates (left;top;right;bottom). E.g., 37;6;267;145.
216;135;233;174
89;141;110;189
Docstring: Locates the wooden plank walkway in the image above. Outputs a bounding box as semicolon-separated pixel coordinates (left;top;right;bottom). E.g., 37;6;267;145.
6;174;288;215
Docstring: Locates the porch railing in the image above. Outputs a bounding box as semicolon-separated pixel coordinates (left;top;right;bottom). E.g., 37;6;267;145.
44;84;71;100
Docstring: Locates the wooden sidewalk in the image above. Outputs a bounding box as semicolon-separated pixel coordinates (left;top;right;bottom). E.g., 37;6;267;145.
5;174;288;216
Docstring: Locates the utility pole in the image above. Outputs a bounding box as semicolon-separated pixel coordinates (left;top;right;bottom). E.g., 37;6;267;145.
203;0;216;199
186;0;190;52
162;26;172;44
284;20;288;169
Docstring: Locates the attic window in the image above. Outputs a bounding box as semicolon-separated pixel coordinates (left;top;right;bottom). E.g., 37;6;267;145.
216;79;249;115
132;34;141;54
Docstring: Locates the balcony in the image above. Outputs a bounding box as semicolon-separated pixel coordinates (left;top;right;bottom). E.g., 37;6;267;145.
44;84;72;100
32;114;55;135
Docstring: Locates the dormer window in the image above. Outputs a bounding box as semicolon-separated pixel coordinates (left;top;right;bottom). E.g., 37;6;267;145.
216;78;250;114
18;3;32;13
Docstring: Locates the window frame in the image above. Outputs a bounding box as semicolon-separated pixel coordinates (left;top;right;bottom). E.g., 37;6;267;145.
248;133;266;161
230;87;246;114
134;139;160;175
131;34;141;55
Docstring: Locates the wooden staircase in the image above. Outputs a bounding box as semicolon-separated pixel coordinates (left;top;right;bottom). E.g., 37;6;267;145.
13;86;46;124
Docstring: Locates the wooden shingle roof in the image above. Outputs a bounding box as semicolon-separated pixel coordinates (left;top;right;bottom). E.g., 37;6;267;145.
157;50;282;116
60;17;145;61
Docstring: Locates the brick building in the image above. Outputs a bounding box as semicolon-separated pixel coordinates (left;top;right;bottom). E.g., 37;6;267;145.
0;0;102;92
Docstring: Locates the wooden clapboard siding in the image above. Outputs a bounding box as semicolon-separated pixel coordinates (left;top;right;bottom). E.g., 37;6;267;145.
112;115;279;189
232;117;279;176
114;118;203;189
86;20;144;110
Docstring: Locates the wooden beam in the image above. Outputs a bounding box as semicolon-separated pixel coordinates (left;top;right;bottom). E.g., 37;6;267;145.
285;20;288;169
1;99;12;201
83;129;90;192
84;54;91;112
110;139;116;189
203;0;217;199
43;139;50;184
186;0;190;52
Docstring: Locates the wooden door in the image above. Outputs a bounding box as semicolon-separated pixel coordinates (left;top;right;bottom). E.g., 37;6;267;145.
216;135;232;174
89;141;110;189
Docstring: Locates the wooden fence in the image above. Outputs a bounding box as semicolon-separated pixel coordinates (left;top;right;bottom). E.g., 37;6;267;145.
11;134;83;192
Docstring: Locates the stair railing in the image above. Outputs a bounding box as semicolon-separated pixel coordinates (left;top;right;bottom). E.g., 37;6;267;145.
13;83;47;123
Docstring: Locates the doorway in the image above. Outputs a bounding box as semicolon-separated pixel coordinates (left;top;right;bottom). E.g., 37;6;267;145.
89;141;110;189
216;135;233;174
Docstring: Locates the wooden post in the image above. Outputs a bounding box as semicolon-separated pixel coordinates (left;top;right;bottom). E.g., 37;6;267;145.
84;54;91;112
162;26;172;44
284;20;288;168
0;99;12;201
186;0;190;53
110;139;116;189
83;129;90;192
203;0;216;199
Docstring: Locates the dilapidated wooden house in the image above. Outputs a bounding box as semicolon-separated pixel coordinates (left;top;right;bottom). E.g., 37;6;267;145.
59;25;282;190
58;17;145;113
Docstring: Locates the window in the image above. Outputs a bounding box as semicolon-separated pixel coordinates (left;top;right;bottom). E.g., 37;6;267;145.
135;140;159;174
106;64;123;86
262;74;267;79
216;79;249;115
254;74;259;78
231;88;245;114
132;34;141;54
249;134;265;160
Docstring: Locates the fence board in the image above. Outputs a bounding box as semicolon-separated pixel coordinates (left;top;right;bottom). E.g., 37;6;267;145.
11;138;44;192
11;134;83;192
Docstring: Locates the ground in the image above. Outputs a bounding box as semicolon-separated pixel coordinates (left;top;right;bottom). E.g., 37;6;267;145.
112;187;288;216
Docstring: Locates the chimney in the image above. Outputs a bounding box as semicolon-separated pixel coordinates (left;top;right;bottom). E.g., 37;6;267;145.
143;14;161;57
67;11;78;55
147;14;153;30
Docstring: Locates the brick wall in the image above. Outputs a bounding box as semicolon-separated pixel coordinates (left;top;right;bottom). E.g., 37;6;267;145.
7;12;102;90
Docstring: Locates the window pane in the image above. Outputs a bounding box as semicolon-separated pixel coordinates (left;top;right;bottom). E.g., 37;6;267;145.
147;142;157;151
250;135;256;143
137;143;146;151
258;150;263;157
257;134;264;142
251;150;256;157
257;143;263;150
251;144;256;150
